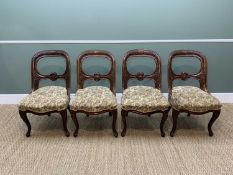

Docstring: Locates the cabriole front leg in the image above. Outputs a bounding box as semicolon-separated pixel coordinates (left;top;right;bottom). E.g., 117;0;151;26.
208;110;221;136
160;109;169;137
170;109;180;137
19;111;31;137
70;111;79;137
60;110;70;137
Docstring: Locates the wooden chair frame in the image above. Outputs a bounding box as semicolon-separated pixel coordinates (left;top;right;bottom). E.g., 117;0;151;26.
168;50;221;137
70;50;118;137
19;50;71;137
121;49;171;137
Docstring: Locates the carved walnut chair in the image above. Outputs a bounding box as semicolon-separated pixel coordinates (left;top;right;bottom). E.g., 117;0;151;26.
69;50;118;137
168;50;222;137
18;50;71;137
121;49;171;137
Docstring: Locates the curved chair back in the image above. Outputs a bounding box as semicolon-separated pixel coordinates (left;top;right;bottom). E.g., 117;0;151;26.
77;50;116;94
122;49;162;90
167;50;208;98
31;50;71;92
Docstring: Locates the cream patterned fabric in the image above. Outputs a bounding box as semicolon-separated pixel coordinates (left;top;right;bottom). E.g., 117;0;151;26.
121;86;170;113
18;86;68;113
170;86;222;112
70;86;117;112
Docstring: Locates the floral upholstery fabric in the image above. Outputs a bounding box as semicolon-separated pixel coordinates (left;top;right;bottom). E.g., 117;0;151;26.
121;86;170;113
170;86;222;112
70;86;117;112
18;86;68;113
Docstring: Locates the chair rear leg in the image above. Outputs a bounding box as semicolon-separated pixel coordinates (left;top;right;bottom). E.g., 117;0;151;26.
208;110;221;136
170;109;180;137
112;110;118;137
60;110;70;137
19;111;31;137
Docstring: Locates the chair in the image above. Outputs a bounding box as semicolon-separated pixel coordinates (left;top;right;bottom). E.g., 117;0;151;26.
121;49;170;137
168;50;222;137
69;50;118;137
18;50;71;137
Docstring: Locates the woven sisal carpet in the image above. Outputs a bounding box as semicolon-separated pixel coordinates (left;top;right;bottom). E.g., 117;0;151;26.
0;104;233;175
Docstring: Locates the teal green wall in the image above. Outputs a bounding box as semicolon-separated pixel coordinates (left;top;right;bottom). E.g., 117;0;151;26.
1;1;233;93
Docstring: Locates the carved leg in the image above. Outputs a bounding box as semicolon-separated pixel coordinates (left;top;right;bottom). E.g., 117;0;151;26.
187;112;191;117
112;110;118;137
121;110;128;137
60;110;70;137
19;111;31;137
170;109;180;137
70;111;79;137
160;110;169;137
208;110;221;136
109;112;112;116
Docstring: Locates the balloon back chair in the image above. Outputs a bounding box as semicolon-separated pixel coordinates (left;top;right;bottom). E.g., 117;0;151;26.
69;50;118;137
18;50;71;137
168;50;222;137
121;49;170;137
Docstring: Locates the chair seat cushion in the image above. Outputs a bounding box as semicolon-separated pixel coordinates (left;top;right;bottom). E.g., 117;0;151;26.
170;86;222;112
18;86;68;113
121;86;170;113
70;86;117;112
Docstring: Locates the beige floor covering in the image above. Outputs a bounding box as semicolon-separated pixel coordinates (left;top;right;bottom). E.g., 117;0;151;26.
0;104;233;175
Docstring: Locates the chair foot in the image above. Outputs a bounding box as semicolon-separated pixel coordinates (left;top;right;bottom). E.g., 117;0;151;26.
113;131;118;138
161;132;165;137
170;130;176;137
64;131;70;137
26;131;31;137
73;130;79;137
121;130;126;137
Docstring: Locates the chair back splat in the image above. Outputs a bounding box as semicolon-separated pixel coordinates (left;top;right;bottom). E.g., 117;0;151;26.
31;50;71;92
77;50;116;94
167;50;208;99
122;49;162;90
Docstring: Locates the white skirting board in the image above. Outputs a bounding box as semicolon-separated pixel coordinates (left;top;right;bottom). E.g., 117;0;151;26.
0;93;232;104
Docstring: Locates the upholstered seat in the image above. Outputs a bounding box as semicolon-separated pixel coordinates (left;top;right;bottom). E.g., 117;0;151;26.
170;86;221;113
121;86;170;113
70;86;117;112
18;86;69;113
